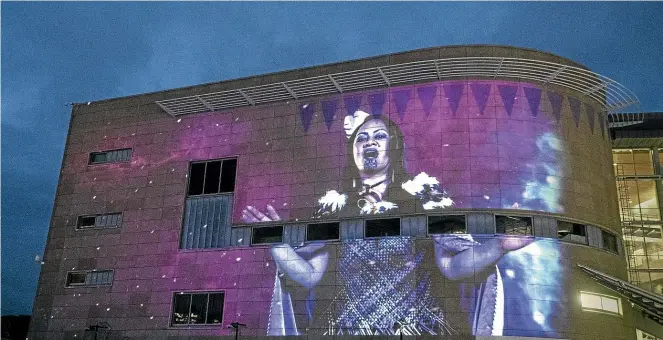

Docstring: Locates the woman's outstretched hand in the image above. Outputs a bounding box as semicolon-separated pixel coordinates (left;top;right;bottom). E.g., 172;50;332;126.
242;204;281;223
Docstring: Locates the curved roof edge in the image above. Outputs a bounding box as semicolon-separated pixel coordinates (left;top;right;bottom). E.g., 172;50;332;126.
78;45;643;126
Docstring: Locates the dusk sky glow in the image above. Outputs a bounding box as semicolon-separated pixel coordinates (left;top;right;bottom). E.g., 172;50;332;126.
2;1;662;315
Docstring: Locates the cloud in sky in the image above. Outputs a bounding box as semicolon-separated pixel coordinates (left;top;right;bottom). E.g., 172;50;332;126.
2;1;662;315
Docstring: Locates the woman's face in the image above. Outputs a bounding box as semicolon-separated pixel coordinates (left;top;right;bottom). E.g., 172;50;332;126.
353;119;390;175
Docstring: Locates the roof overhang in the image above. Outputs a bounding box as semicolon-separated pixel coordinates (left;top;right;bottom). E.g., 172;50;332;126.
155;56;642;127
578;264;663;325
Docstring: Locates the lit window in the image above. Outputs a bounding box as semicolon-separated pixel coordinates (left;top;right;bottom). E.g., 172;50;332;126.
66;270;113;287
171;292;224;325
307;222;340;241
428;215;466;234
365;218;400;237
252;226;283;245
496;215;532;235
89;148;132;165
580;291;622;315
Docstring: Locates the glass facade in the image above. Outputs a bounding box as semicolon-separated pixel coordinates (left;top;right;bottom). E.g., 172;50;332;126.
613;148;663;294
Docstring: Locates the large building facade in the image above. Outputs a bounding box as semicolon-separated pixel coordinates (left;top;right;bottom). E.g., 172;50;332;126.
28;46;663;340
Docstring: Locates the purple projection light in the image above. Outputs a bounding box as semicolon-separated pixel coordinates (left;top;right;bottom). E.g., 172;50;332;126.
299;103;315;133
369;92;386;116
417;86;437;116
498;85;518;116
568;96;581;128
524;87;542;117
442;83;464;115
392;89;412;122
322;99;338;131
470;83;491;115
547;92;563;122
344;96;362;116
585;104;596;133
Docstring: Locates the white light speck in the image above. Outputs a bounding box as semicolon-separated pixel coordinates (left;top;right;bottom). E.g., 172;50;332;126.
235;118;239;121
131;133;136;136
173;278;177;282
533;311;545;325
162;275;166;278
233;282;237;286
506;269;515;278
483;195;490;200
237;238;243;243
96;247;100;250
92;196;97;199
236;257;241;262
177;119;182;123
96;303;99;306
140;304;144;307
149;180;153;184
135;189;139;192
136;285;140;288
368;260;375;265
202;224;207;229
106;308;110;311
151;230;155;234
265;263;270;267
216;123;219;126
302;104;309;108
150;316;154;320
443;144;450;147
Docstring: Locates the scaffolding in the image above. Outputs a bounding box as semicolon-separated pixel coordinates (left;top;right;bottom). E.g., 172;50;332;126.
616;164;642;285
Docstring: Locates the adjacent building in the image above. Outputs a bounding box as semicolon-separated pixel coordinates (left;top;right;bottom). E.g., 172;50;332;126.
28;45;663;340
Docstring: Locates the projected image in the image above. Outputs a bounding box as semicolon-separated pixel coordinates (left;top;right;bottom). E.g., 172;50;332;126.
316;111;453;217
267;235;563;336
237;80;566;224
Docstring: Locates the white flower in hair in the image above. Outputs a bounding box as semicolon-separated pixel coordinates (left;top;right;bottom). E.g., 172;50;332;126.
343;110;371;139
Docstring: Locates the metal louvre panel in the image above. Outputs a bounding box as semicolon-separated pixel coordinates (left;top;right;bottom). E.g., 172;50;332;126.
155;56;641;124
181;195;232;249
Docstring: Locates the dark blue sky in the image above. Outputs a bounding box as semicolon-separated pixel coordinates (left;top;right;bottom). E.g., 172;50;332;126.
2;2;662;315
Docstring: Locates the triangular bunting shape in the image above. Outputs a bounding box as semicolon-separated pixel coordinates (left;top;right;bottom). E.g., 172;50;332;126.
598;111;606;138
369;92;386;116
524;87;542;117
344;96;362;116
585;104;596;133
417;86;437;116
299;103;315;133
392;89;412;121
568;96;581;128
442;83;464;115
547;92;563;122
321;99;338;131
470;83;491;114
498;85;518;116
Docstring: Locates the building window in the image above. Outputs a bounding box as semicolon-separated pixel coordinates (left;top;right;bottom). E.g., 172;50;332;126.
76;213;123;229
365;218;400;238
603;231;619;253
187;159;237;196
171;292;224;326
616;179;661;221
613;149;653;176
180;158;237;250
557;221;588;244
495;215;533;235
89;148;132;165
307;222;340;241
580;291;622;316
252;226;283;245
428;215;466;234
65;270;113;287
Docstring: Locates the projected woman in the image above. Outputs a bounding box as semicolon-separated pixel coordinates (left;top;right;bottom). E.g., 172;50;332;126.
260;111;546;336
